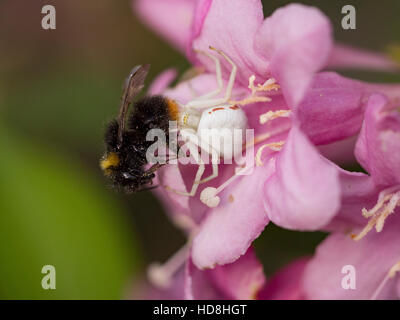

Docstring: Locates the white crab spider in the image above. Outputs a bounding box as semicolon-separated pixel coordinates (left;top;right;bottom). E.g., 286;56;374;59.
147;49;283;290
166;46;276;207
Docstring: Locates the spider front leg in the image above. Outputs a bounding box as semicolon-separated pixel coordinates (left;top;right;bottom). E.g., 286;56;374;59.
200;162;218;184
167;159;206;197
170;160;218;197
165;130;220;197
185;46;237;110
190;49;223;101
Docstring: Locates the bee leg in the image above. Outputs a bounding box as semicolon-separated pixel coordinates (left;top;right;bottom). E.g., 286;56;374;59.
145;163;165;174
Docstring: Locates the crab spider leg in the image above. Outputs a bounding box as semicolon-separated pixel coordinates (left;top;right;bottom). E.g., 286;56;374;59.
210;46;237;102
187;81;200;99
183;97;228;109
185;131;220;187
168;161;206;197
185;47;237;109
166;132;220;197
190;50;223;101
200;162;219;184
172;159;218;197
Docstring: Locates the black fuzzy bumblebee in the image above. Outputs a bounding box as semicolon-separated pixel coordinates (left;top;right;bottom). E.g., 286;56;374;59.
100;65;179;193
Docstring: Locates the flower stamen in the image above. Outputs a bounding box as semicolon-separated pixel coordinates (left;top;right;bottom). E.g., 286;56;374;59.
260;110;291;124
229;95;271;106
248;75;280;95
229;75;279;106
147;243;190;289
245;122;291;149
352;187;400;241
255;141;285;166
370;260;400;300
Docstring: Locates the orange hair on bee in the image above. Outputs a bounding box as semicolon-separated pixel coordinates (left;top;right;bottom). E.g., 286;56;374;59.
166;99;179;121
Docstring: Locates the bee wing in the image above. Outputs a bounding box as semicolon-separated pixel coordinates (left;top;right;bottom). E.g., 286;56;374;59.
118;64;151;144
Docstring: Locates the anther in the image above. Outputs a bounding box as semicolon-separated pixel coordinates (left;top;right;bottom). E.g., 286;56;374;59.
352;188;400;241
260;110;291;124
248;75;280;95
229;75;280;107
255;141;285;166
389;261;400;278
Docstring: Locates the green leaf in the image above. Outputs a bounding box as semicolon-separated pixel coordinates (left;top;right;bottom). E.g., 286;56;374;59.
0;128;141;299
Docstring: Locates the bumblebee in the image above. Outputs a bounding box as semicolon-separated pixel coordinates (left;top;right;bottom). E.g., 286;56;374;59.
100;65;179;193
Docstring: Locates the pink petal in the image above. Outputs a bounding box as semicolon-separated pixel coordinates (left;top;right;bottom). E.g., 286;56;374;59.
190;0;267;84
184;256;222;300
185;247;266;299
318;135;358;167
191;162;274;269
208;247;266;300
148;68;177;95
255;4;333;107
296;72;367;145
355;94;400;187
327;44;400;72
297;72;400;146
153;165;192;228
164;73;224;104
326;168;380;231
155;162;224;229
264;126;341;230
303;221;400;300
133;0;195;52
188;0;212;57
258;257;310;300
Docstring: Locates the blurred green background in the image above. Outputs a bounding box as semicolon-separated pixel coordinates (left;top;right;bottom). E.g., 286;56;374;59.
0;0;399;299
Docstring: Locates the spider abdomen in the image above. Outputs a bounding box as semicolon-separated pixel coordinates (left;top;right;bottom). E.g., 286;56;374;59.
196;105;247;158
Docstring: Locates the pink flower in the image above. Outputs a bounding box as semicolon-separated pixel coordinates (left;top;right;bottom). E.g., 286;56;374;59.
324;93;400;236
302;94;400;299
303;222;400;300
140;248;313;300
263;75;400;232
132;0;400;297
185;247;266;299
133;0;400;272
134;0;399;108
258;257;310;300
355;95;400;189
140;247;267;300
136;0;333;107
